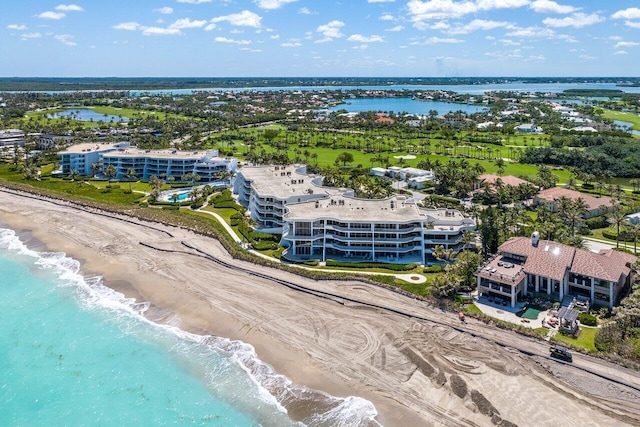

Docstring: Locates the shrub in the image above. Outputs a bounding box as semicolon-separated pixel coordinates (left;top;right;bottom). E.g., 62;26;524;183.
214;201;243;210
139;202;148;208
325;260;416;271
585;215;609;230
252;241;278;250
162;205;180;211
578;312;598;326
424;265;444;273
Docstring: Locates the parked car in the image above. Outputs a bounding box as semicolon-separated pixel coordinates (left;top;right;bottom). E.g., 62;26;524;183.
550;345;573;362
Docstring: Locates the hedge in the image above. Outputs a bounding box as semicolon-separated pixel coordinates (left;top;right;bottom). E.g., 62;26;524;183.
578;312;598;326
424;265;444;273
252;241;278;250
325;260;416;271
214;201;243;211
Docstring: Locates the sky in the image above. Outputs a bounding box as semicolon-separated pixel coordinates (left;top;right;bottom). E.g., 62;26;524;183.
2;1;640;77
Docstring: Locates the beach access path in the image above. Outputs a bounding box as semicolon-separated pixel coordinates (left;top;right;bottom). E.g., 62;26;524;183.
1;188;639;427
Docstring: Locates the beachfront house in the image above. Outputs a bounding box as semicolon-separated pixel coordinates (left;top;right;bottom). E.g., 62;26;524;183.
475;234;637;308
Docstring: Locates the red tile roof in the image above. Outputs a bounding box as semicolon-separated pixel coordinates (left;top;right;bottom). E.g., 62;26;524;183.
535;187;612;211
499;236;636;283
479;174;529;187
500;237;575;282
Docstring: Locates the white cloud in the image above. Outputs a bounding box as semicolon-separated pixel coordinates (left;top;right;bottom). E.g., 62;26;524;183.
299;7;315;15
254;0;298;9
611;8;640;20
614;50;628;55
20;32;42;40
281;42;302;47
525;54;546;61
506;26;557;38
55;4;84;12
379;13;394;21
529;1;577;14
407;0;528;23
448;19;514;34
38;11;66;20
142;27;182;36
204;23;216;31
177;0;212;3
211;10;262;28
113;22;142;31
499;38;520;46
154;7;174;15
615;41;640;48
169;18;207;29
543;13;604;28
347;34;384;43
214;36;251;44
413;36;464;45
316;20;344;42
386;25;404;31
579;54;596;60
368;0;395;2
625;21;640;29
55;34;76;46
7;24;28;30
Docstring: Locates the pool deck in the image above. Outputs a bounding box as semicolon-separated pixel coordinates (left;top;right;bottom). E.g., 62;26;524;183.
472;294;548;329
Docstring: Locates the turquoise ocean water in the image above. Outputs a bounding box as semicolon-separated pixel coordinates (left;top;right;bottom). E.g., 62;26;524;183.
0;228;379;427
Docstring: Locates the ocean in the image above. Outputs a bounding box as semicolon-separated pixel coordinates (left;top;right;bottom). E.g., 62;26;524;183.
0;228;379;427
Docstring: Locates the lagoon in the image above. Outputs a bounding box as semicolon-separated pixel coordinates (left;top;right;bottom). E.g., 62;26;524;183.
327;98;487;116
47;108;129;123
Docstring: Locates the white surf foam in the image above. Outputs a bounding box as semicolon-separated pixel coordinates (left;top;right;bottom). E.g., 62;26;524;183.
0;227;382;427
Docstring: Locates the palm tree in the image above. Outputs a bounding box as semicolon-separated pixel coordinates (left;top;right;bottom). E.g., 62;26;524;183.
624;220;640;254
104;164;117;186
608;209;626;248
125;168;137;192
69;169;80;182
494;158;505;176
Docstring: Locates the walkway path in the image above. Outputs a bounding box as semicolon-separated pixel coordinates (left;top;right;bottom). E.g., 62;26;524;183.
194;206;427;284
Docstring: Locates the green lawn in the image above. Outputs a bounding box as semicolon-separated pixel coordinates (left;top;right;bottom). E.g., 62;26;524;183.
601;109;640;130
0;164;144;205
553;326;598;353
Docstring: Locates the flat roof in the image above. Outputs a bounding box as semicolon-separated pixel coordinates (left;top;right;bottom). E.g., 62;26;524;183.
286;194;426;222
58;142;122;154
239;165;325;199
102;148;222;160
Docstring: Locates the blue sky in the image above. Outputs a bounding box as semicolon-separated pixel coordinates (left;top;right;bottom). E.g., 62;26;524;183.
2;1;640;77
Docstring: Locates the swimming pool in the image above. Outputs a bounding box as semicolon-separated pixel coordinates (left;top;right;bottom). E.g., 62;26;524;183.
518;307;543;320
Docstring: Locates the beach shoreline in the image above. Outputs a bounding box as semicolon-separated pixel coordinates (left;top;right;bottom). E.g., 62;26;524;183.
2;187;640;427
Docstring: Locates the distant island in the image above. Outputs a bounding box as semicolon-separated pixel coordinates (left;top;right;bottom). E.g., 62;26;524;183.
1;76;640;92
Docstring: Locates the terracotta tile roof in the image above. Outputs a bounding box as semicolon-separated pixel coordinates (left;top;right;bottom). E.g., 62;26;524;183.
499;237;637;283
535;187;612;211
479;174;529;187
499;237;575;282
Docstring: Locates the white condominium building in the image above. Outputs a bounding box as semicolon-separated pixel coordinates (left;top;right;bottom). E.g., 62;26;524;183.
100;147;237;181
234;165;475;264
59;142;237;181
58;142;130;176
282;194;475;265
234;165;328;233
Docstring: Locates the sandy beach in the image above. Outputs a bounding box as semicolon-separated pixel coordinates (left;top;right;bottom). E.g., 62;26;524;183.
2;188;640;427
